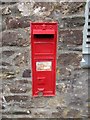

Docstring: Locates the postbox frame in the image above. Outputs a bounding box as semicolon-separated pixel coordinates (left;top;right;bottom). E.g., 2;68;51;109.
31;22;58;97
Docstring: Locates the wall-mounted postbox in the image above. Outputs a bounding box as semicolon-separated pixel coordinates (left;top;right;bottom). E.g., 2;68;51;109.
31;22;58;96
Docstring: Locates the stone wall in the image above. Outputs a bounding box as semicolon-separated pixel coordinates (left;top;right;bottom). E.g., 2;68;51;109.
0;1;89;119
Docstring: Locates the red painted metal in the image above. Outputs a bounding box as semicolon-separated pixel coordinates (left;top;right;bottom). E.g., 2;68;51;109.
31;22;58;97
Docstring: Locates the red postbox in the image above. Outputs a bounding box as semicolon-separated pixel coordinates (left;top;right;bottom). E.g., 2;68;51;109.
31;22;58;96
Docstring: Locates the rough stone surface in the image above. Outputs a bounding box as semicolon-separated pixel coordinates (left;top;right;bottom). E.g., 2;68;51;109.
5;16;31;29
0;2;89;119
59;30;83;45
22;69;31;78
0;28;30;46
58;53;81;67
61;16;85;28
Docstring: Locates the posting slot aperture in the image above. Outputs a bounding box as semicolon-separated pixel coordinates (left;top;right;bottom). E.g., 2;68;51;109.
34;34;54;39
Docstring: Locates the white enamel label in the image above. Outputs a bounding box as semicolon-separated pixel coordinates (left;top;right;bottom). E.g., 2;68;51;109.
36;61;52;71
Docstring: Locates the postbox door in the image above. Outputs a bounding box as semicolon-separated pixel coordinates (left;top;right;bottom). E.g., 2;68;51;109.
31;22;57;96
32;59;56;96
